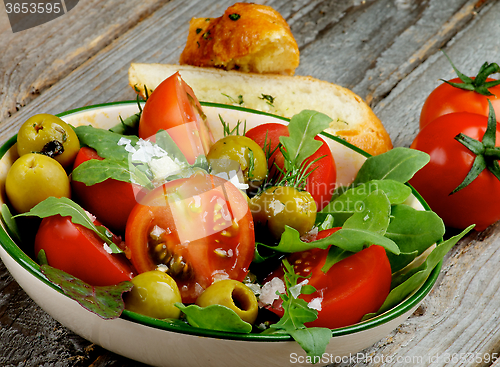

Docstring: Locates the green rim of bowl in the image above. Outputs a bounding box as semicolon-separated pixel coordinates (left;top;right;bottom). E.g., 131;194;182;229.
0;101;441;342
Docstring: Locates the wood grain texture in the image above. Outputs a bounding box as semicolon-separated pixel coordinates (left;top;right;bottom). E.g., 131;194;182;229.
1;0;500;366
0;0;165;123
374;0;500;148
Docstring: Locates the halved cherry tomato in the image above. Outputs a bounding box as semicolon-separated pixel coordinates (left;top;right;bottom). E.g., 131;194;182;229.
245;123;336;210
71;147;142;234
139;72;214;164
125;173;255;303
34;215;135;286
265;228;392;329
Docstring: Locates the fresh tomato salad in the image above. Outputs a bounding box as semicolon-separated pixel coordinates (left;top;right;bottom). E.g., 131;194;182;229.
2;72;472;359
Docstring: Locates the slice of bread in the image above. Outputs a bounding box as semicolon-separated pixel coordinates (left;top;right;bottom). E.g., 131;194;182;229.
179;3;300;76
128;63;393;155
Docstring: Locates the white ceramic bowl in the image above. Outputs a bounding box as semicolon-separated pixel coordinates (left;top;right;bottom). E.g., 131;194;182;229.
0;102;439;367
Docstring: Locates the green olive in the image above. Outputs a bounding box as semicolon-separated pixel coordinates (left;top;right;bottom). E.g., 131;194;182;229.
17;114;80;168
125;270;182;319
207;135;267;188
249;185;317;239
5;153;71;213
196;279;258;324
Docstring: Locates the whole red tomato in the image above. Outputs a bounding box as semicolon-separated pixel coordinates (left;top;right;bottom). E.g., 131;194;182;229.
245;123;336;211
419;56;500;130
410;111;500;231
139;72;214;164
125;173;255;303
35;215;135;286
71;147;142;234
420;77;500;130
265;228;392;329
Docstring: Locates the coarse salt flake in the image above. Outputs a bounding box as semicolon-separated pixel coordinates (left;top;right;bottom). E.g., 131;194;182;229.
308;297;322;311
259;277;285;305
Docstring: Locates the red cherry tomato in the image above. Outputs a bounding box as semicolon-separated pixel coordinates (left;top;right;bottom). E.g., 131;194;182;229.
410;112;500;231
71;147;142;234
265;228;392;329
245;123;336;211
420;77;500;130
139;72;214;164
34;215;135;286
125;173;255;303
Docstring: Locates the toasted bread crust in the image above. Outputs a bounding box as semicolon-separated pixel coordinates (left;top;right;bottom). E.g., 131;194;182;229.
179;3;299;75
129;63;392;156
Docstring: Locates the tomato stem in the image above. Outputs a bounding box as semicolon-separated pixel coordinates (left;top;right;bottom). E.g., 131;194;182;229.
441;50;500;96
452;100;500;194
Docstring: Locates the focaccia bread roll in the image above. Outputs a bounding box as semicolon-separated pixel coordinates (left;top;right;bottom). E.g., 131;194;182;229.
179;2;300;76
128;63;393;156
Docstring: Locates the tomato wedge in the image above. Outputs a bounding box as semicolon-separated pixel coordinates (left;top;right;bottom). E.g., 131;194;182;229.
265;229;392;329
34;215;135;286
245;123;336;211
138;72;214;164
71;147;142;234
125;173;255;303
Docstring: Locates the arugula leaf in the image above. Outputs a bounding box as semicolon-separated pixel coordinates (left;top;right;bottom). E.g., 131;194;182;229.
41;265;132;319
110;112;140;135
108;96;143;135
71;159;153;188
353;147;430;185
279;110;332;168
385;205;445;272
318;214;335;231
155;130;189;166
269;260;331;360
320;190;391;272
289;328;333;361
318;179;411;226
14;197;122;253
342;190;391;235
1;203;22;243
378;225;474;313
265;225;399;255
74;125;139;162
175;303;252;333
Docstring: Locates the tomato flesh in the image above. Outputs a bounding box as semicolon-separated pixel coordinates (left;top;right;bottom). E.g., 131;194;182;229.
34;215;135;286
139;72;214;164
411;112;500;231
265;229;392;329
125;173;255;303
71;147;142;234
245;123;336;211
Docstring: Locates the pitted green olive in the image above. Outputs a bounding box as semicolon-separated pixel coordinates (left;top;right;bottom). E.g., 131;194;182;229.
125;270;182;319
5;153;71;213
249;185;317;239
207;135;267;188
195;279;258;324
17;114;80;168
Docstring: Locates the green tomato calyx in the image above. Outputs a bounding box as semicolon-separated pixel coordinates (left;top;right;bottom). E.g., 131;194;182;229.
452;100;500;194
441;50;500;96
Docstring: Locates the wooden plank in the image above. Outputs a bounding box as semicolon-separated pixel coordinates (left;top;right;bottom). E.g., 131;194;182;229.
0;0;165;123
0;260;95;365
374;0;500;148
295;0;489;104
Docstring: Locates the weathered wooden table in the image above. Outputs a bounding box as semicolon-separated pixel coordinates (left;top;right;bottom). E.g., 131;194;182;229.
1;0;500;366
